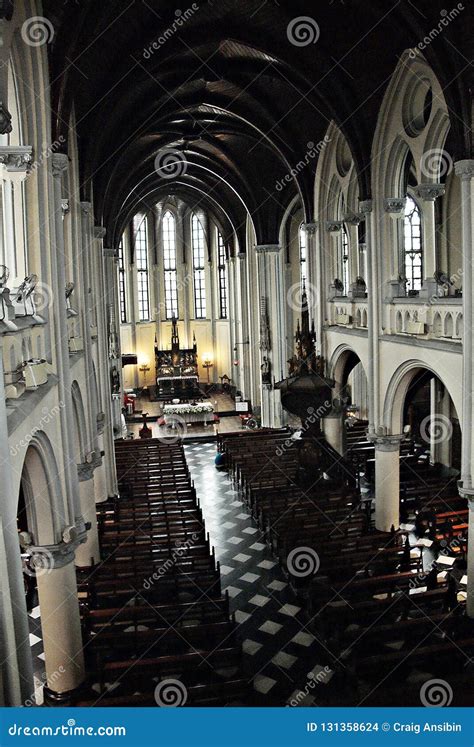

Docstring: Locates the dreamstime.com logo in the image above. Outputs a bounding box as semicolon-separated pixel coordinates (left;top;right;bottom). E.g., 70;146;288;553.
10;402;65;457
8;720;126;737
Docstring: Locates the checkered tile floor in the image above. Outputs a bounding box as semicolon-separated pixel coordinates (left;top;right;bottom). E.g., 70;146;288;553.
26;441;336;706
184;442;336;705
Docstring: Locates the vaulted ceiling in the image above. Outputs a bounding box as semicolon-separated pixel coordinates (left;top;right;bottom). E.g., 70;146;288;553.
43;0;472;248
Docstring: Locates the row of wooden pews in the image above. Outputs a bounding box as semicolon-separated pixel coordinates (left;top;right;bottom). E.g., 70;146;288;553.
219;428;473;706
74;438;248;707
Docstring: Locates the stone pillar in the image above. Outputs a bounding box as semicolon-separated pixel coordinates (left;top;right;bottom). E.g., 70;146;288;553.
360;199;380;433
34;545;85;702
79;203;100;456
414;183;445;298
93;227;118;500
51;154;86;536
383;197;407;299
0;349;33;705
301;222;318;313
235;252;249;399
370;435;403;532
455;160;474;617
75;463;100;568
93;432;108;504
323;409;344;455
255;244;286;428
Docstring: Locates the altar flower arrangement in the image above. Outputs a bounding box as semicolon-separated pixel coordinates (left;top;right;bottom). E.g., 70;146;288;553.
163;402;214;416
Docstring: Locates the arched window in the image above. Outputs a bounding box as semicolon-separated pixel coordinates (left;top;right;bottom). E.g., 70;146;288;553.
191;213;206;319
404;195;423;292
217;229;227;319
162;211;178;318
134;214;149;321
117;237;127;323
340;226;349;295
299;224;307;290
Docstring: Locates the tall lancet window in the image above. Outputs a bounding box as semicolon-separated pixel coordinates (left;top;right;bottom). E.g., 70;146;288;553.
299;224;307;290
162;211;178;318
134;214;149;321
217;229;228;319
404;195;423;292
341;226;349;295
118;237;127;323
192;213;206;319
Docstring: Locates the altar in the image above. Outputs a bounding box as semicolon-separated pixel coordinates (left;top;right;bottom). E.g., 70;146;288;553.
163;402;214;426
154;316;201;399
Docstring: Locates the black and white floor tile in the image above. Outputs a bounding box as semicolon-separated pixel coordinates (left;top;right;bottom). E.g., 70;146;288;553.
184;442;336;706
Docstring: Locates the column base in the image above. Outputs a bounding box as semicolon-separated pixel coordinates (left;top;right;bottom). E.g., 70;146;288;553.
43;685;82;707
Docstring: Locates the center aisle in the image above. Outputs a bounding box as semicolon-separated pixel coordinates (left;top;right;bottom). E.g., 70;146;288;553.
183;442;335;705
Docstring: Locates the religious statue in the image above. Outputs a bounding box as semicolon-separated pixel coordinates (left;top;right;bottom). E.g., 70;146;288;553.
110;365;120;395
261;356;272;386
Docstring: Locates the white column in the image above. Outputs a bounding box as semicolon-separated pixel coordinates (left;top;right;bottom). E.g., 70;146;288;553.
360;199;380;433
415;183;445;298
302;223;321;348
0;349;33;705
51;154;86;537
75;464;100;568
92;226;118;499
383;198;407;300
323;410;344;455
255;244;286;427
455;160;474;617
35;546;85;702
370;435;403;532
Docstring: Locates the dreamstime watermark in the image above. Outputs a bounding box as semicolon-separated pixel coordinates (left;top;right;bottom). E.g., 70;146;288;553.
10;401;65;457
157;413;188;444
276;138;331;192
153;273;193;317
419;413;453;446
154;148;188;179
420;267;462;312
287;280;318;312
143;534;200;589
409;534;465;589
143;5;199;59
33;281;55;314
287;665;332;706
24;666;65;707
29;137;66;175
287;546;320;578
8;721;126;737
420;678;453;707
21;16;54;47
154;678;188;707
287;17;320;47
420;148;453;180
408;5;464;59
276;402;332;457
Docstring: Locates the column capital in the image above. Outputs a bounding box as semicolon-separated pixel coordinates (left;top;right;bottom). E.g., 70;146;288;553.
26;541;77;571
326;220;343;233
359;199;373;214
458;481;474;509
343;212;361;226
0;145;33;173
237;251;246;260
367;433;405;451
383;197;406;215
80;201;92;216
77;462;94;482
414;183;445;201
255;244;282;253
103;246;118;258
51;152;69;176
94;225;107;239
455;159;474;180
302;222;318;235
